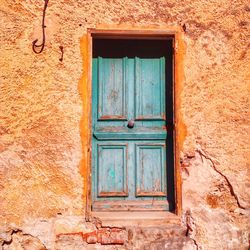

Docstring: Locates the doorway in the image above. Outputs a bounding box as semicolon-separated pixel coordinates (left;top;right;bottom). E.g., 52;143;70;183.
91;38;174;211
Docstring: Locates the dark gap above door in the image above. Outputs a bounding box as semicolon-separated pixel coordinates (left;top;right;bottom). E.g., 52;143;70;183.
93;39;172;58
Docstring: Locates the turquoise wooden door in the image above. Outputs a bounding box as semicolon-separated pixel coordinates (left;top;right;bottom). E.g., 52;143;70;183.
92;46;169;211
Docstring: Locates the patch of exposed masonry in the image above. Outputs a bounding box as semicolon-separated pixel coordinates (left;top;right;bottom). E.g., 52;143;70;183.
196;147;246;210
0;228;47;250
0;218;198;249
180;145;249;249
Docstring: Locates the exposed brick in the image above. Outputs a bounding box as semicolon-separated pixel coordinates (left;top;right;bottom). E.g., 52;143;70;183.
111;228;123;233
97;228;111;245
82;230;97;244
86;234;97;244
97;228;126;245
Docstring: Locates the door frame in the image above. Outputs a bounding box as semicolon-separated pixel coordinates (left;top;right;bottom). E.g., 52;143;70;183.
81;27;185;220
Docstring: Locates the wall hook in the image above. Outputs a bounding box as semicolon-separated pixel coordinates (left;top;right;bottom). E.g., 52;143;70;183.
32;0;49;54
59;46;64;62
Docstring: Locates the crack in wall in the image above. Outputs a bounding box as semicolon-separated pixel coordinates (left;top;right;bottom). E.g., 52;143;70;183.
1;229;21;247
184;210;199;250
196;148;246;210
192;238;199;250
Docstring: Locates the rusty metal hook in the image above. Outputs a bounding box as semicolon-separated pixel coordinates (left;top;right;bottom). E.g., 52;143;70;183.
32;0;49;54
59;46;64;62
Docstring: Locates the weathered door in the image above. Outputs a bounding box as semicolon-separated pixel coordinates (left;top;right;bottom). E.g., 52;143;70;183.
92;40;169;211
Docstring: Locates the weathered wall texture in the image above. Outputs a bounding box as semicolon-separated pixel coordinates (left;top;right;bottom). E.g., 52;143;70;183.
0;0;249;249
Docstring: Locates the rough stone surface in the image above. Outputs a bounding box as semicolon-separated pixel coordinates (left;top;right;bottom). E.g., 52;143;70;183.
1;230;46;250
0;0;249;249
54;225;195;250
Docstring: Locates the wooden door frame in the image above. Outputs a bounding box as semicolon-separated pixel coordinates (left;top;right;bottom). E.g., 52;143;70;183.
81;27;185;220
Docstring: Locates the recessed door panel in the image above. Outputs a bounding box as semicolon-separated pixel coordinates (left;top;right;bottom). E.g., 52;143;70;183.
97;144;128;197
135;143;166;197
98;57;127;120
135;57;165;120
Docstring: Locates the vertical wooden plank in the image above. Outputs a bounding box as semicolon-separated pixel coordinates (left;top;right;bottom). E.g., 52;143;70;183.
92;58;98;210
160;57;166;120
127;57;135;124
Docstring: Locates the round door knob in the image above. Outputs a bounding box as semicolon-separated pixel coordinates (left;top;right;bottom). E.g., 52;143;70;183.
127;119;135;128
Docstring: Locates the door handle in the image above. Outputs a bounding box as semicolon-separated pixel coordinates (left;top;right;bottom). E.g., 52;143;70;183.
127;119;135;128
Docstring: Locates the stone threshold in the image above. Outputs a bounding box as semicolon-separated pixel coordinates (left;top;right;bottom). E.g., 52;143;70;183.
91;211;181;227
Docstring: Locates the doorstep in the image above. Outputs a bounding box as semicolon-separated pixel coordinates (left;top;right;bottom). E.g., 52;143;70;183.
91;211;181;227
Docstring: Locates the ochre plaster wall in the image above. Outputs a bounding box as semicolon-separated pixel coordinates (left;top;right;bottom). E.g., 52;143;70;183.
0;0;249;249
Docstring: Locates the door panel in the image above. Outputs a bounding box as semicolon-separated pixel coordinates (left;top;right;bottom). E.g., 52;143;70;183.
92;46;168;211
135;143;166;197
98;57;127;120
97;143;128;197
135;57;165;120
